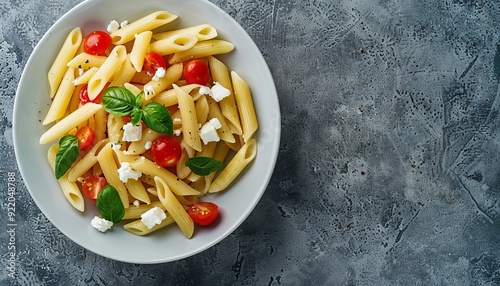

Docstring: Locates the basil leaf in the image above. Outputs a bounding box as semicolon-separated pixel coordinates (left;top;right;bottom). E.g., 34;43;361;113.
96;185;125;223
55;135;79;179
130;107;143;126
135;93;143;107
186;156;225;176
142;102;173;135
102;86;138;116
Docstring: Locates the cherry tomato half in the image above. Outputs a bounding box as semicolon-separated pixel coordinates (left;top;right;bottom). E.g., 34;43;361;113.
75;126;95;150
82;176;107;200
79;84;104;105
188;202;219;226
143;52;167;76
183;59;210;85
83;31;112;55
151;135;182;167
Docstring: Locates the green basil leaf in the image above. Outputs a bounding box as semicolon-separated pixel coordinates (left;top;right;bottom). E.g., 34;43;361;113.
102;86;138;116
55;135;79;179
96;185;125;223
186;156;225;176
130;107;143;126
135;93;143;107
142;102;173;135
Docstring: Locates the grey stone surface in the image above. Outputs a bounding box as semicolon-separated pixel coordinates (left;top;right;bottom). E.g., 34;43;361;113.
2;0;500;285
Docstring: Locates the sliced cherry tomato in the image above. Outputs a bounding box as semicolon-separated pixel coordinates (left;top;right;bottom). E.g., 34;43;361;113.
83;31;112;55
79;84;104;104
82;176;107;200
151;135;182;167
75;126;95;150
183;59;210;85
188;202;219;226
143;52;167;76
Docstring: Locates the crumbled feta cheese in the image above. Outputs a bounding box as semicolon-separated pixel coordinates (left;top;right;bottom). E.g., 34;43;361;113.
199;120;221;144
133;200;140;207
107;20;120;33
173;129;182;136
120;20;129;28
199;82;231;102
141;206;166;229
111;142;122;151
117;162;142;183
173;117;182;123
144;141;152;150
210;82;231;102
91;216;113;232
199;85;211;95
122;122;142;142
208;118;222;129
152;67;166;81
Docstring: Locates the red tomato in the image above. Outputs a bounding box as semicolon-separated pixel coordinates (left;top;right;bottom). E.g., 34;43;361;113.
79;84;104;104
83;31;112;55
82;176;107;200
188;202;219;226
183;59;210;85
151;135;182;167
75;126;95;150
143;52;167;76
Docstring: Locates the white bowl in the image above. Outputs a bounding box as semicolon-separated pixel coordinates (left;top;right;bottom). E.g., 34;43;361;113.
13;0;280;264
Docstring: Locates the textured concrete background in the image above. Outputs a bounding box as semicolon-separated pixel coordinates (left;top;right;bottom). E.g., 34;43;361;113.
2;0;500;285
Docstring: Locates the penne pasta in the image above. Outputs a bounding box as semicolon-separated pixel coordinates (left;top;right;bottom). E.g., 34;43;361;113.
129;31;153;72
97;143;130;208
40;103;102;144
110;11;178;45
123;213;175;235
67;139;108;182
174;84;202;151
48;145;85;212
155;176;194;238
48;27;82;97
209;138;257;193
67;53;107;70
168;40;235;64
43;67;76;125
148;34;198;56
231;71;258;142
87;45;127;100
143;63;183;100
123;201;164;220
152;24;218;41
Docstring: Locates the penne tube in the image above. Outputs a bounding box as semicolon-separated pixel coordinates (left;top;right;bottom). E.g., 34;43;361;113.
186;141;217;182
110;55;137;87
40;103;102;144
123;213;175;235
67;53;107;69
87;45;127;100
97;143;129;208
155;176;194;238
168;40;235;64
209;138;257;193
231;71;258;142
143;63;183;100
176;148;191;179
195;95;209;125
67;139;108;182
174;84;202;151
125;179;151;204
127;128;160;155
152;24;218;41
148;34;198;56
43;67;76;125
48;27;82;97
153;84;200;106
48;145;85;212
130;31;153;72
128;156;200;196
208;56;242;135
110;11;178;45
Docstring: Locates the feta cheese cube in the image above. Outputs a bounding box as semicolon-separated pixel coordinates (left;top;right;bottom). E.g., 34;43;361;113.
152;67;166;81
122;122;142;142
91;216;113;232
107;20;120;33
117;162;142;183
141;206;166;229
208;118;222;129
210;82;231;102
120;20;129;28
199;85;211;95
111;142;122;151
133;200;140;207
144;141;152;150
200;121;220;145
